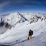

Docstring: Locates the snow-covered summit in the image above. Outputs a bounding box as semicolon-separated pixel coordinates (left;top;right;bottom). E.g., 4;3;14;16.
5;12;21;26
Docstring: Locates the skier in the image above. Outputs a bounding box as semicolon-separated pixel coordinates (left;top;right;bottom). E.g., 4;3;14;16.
28;30;33;40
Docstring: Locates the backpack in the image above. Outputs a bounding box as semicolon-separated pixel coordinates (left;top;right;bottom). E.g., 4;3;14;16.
29;30;33;36
31;31;33;35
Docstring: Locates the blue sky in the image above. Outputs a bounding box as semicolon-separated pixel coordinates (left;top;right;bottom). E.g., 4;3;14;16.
0;0;46;15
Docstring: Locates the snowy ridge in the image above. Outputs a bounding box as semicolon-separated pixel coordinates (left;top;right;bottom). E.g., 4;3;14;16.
20;12;45;20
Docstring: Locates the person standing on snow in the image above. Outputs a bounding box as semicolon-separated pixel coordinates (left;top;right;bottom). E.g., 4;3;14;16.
28;30;33;40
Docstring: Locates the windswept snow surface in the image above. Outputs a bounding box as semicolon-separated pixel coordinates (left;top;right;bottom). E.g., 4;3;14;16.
0;12;46;46
12;31;46;46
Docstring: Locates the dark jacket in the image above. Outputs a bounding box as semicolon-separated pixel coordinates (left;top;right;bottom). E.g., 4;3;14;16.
29;30;33;36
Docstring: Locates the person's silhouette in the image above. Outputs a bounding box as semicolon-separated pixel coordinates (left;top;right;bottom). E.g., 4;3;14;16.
28;30;33;40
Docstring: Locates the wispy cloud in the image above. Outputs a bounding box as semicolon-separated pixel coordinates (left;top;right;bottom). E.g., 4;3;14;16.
0;0;46;14
0;1;10;12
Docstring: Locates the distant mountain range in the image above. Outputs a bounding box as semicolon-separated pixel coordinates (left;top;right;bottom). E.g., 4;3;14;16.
0;12;46;26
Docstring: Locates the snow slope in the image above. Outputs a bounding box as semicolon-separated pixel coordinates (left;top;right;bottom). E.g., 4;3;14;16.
0;12;46;46
12;31;46;46
0;19;46;44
